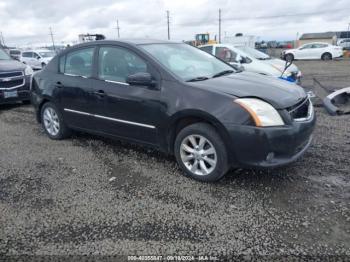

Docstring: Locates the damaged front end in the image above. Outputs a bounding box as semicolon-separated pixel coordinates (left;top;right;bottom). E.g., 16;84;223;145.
313;78;350;116
323;87;350;116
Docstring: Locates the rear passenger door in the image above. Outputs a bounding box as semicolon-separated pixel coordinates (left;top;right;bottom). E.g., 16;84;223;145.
56;47;104;130
21;52;33;66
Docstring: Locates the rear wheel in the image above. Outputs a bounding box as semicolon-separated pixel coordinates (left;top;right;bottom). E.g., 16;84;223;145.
174;123;229;182
321;52;332;61
285;53;294;62
41;102;71;140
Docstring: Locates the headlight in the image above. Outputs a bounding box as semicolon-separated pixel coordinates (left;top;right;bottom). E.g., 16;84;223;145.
24;65;33;76
235;98;284;127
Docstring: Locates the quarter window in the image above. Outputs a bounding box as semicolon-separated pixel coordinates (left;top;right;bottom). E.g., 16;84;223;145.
22;52;32;58
98;46;147;83
64;48;94;77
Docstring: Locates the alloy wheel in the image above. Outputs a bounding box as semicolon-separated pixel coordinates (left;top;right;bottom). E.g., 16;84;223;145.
43;107;60;136
180;134;217;176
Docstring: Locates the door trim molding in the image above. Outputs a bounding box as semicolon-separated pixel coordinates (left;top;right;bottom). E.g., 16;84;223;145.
64;108;156;129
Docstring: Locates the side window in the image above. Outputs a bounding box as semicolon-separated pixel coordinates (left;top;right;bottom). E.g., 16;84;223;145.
301;44;312;49
22;52;32;58
199;46;213;54
65;48;94;77
98;46;147;83
215;47;237;63
59;55;65;73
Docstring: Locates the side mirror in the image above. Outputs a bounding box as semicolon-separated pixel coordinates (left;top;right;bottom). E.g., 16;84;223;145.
126;72;155;87
240;56;247;64
37;56;41;60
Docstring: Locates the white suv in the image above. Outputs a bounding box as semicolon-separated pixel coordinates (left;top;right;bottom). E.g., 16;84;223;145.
282;42;343;61
21;49;56;69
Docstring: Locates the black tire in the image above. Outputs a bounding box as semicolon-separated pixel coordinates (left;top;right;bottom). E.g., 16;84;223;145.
285;53;294;62
321;52;332;61
174;123;229;182
40;102;71;140
41;62;46;68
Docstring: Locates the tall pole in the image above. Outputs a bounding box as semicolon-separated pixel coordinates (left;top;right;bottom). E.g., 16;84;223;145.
218;9;222;44
116;19;120;38
166;10;170;40
49;27;56;52
0;32;5;46
348;23;350;39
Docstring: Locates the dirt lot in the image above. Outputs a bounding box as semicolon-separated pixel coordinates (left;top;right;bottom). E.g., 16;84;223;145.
0;60;350;260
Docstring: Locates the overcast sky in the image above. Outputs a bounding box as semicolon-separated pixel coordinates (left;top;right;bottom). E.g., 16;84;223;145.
1;0;350;46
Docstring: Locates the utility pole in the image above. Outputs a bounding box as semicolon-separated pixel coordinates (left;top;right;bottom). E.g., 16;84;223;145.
166;10;170;40
116;19;120;38
218;9;222;44
0;32;5;46
49;27;56;52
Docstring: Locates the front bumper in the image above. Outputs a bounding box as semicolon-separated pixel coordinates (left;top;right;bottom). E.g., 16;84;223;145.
224;113;316;168
0;75;31;104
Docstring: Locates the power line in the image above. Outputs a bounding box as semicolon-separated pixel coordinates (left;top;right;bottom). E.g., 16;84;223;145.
221;8;350;21
166;10;170;40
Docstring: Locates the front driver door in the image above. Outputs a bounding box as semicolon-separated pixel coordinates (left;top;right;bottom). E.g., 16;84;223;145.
89;45;162;145
296;44;313;59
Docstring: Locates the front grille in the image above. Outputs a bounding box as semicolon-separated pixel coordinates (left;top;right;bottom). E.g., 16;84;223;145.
288;98;311;120
0;71;25;90
0;79;25;88
0;71;23;78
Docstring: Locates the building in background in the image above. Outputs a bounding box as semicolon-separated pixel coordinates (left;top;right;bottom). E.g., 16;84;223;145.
298;32;337;46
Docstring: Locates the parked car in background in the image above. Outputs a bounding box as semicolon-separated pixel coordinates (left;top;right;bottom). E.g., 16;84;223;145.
8;49;21;60
282;42;343;61
0;47;33;105
31;40;315;182
337;38;350;50
21;49;56;69
199;44;301;83
236;45;302;81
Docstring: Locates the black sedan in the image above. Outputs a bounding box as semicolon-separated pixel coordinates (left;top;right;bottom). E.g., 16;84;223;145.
0;48;33;104
31;39;316;182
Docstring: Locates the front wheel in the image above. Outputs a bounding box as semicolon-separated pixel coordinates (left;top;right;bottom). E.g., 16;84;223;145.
174;123;229;182
41;102;71;140
285;53;294;62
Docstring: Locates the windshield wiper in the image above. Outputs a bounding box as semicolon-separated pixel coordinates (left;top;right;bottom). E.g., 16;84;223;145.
186;76;210;82
212;70;234;78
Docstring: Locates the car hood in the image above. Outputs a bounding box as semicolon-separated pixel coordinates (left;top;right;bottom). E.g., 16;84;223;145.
263;58;299;73
188;71;307;109
42;57;53;63
0;59;26;72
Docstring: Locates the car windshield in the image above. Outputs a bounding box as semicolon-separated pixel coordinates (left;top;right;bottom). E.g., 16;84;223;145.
140;43;236;81
0;49;11;60
236;46;270;60
38;51;55;58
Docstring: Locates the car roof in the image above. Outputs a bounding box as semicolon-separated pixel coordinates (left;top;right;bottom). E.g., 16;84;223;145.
70;39;181;49
302;42;330;45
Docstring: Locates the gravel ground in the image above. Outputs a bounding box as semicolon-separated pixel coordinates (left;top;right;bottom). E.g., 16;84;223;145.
0;60;350;261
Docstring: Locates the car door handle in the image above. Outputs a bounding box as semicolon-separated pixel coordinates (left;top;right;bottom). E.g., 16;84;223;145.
55;81;64;88
93;90;106;97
